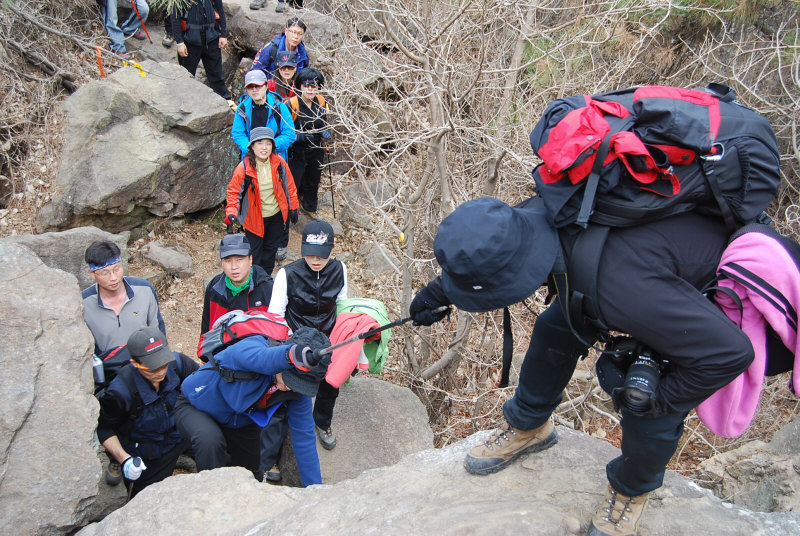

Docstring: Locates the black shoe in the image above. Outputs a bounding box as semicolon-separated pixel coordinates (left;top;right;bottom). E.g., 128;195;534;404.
105;461;122;486
250;0;267;9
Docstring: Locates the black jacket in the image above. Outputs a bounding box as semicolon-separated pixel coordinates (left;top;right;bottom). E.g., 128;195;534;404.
283;258;345;335
172;0;226;46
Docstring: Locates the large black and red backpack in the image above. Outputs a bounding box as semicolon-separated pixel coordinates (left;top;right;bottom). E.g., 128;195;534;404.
197;309;291;363
530;83;781;231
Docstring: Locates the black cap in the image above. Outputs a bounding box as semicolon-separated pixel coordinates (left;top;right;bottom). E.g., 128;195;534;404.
434;196;558;313
220;234;251;258
275;51;298;68
301;220;335;258
127;328;175;370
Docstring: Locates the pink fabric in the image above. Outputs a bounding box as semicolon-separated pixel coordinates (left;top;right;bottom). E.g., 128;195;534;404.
325;312;379;388
696;233;800;437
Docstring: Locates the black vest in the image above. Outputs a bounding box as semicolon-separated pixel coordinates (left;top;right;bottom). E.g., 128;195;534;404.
283;258;344;335
182;0;219;46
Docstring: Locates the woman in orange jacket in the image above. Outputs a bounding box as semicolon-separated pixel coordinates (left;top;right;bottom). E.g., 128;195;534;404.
226;127;299;275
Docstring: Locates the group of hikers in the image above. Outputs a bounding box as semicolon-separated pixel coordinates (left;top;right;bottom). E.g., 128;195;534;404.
89;5;792;536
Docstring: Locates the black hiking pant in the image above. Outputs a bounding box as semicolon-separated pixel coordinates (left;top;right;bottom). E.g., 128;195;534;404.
313;379;339;430
246;212;286;276
174;395;261;478
178;38;230;99
126;437;191;498
289;146;324;213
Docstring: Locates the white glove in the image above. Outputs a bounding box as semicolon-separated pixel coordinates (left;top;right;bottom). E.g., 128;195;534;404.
122;456;147;480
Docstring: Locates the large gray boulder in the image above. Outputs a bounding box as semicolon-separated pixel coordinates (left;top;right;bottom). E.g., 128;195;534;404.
0;241;100;536
3;227;129;289
77;426;800;535
275;376;433;487
37;61;238;233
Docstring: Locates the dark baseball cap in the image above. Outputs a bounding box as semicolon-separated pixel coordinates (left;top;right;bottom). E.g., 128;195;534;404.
301;220;335;258
220;234;251;258
434;196;559;313
276;51;298;68
127;328;175;370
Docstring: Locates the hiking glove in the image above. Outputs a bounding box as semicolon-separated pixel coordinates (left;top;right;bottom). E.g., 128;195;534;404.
122;456;146;480
321;129;331;140
289;209;299;224
410;278;451;326
224;214;238;226
288;344;322;371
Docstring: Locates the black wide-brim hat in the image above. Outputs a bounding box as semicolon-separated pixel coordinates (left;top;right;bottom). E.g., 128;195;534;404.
434;196;558;313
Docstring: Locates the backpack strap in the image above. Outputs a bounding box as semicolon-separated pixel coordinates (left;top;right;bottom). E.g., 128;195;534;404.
576;116;635;228
288;96;299;122
567;225;611;332
207;354;262;383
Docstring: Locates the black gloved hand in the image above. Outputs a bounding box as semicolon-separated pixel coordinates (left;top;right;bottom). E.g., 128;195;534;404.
287;326;331;369
289;209;299;224
224;214;238;226
410;279;451;326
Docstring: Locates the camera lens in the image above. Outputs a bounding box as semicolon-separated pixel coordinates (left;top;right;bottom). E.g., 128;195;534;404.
621;354;661;413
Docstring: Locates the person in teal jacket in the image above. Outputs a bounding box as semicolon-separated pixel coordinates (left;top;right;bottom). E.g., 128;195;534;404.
232;69;295;162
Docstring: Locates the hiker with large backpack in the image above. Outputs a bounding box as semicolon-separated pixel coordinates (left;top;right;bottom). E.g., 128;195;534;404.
408;83;781;536
287;67;330;214
174;326;331;486
225;127;299;276
201;234;274;334
232;70;296;162
96;327;198;497
250;17;309;80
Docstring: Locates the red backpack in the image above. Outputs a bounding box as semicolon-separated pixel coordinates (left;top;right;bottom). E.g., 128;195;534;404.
530;83;781;231
197;309;291;363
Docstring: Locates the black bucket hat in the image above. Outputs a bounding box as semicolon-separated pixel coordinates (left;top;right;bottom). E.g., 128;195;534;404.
281;327;332;396
433;196;558;312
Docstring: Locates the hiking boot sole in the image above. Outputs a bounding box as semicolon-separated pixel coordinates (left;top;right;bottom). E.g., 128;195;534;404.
464;429;558;476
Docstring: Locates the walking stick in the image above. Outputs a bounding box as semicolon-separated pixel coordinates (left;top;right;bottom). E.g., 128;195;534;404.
314;306;449;358
325;148;336;219
130;1;152;43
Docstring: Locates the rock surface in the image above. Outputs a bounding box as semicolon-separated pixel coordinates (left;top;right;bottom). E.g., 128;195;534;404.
142;240;194;278
274;376;434;487
3;227;129;290
698;412;800;513
0;241;100;536
37;61;237;233
77;426;800;535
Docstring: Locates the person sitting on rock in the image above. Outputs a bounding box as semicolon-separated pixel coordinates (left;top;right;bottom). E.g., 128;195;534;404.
174;326;331;486
225;127;299;277
82;240;166;356
250;17;309;77
232;69;296;163
100;0;149;60
97;327;199;497
170;0;232;101
260;220;347;482
201;234;274;334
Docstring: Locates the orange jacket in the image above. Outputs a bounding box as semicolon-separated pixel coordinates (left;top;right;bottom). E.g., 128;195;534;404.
226;154;299;237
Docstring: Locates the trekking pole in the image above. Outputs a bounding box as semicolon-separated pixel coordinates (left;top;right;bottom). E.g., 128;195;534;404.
325;148;336;219
314;306;449;357
125;458;142;503
130;1;152;43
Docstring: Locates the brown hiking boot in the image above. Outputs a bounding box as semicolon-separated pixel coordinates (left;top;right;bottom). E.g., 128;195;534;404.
587;485;650;536
464;419;557;475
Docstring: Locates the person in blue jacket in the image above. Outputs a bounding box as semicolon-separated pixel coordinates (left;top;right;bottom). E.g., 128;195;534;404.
251;17;309;78
174;327;330;486
97;327;199;497
232;69;296;162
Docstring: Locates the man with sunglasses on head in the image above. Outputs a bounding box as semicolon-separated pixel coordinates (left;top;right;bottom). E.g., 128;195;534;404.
96;328;199;498
82;240;166;356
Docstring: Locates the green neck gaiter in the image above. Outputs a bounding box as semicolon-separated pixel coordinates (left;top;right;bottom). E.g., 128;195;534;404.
225;271;252;296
